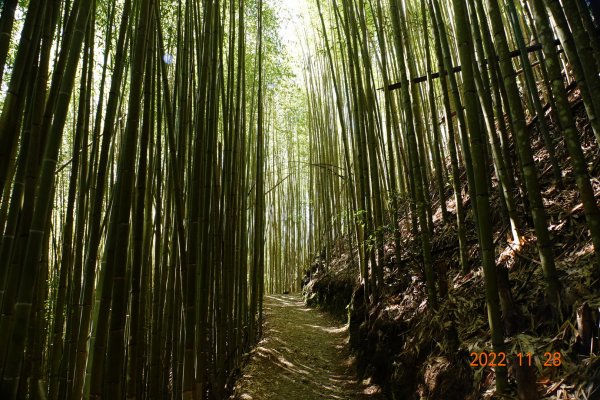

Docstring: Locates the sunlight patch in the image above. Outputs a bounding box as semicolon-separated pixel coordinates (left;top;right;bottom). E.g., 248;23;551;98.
305;324;346;334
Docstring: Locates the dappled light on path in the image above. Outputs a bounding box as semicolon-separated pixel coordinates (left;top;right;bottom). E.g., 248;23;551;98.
230;294;384;400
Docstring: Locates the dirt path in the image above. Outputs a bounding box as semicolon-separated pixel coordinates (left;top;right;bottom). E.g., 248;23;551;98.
230;294;384;400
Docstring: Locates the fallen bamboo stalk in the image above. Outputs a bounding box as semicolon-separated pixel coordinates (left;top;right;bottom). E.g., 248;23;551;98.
382;39;562;90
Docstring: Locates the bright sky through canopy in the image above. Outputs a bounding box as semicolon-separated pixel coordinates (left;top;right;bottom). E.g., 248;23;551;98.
271;0;311;82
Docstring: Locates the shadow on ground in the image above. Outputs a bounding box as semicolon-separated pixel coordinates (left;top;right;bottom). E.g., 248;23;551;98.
230;294;385;400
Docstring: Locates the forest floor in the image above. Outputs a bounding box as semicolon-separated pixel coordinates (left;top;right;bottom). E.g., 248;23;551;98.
229;294;384;400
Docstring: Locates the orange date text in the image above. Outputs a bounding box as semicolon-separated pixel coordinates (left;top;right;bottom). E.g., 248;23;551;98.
469;351;562;367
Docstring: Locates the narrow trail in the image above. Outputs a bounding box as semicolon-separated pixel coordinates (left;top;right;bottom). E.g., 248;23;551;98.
231;294;384;400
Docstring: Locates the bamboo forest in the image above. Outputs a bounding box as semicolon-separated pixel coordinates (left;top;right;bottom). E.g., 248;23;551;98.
2;0;600;398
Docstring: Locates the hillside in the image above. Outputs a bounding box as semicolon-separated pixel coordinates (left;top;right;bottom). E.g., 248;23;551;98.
303;95;600;399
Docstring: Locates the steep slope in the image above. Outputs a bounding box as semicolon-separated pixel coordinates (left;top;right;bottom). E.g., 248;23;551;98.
303;95;600;400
